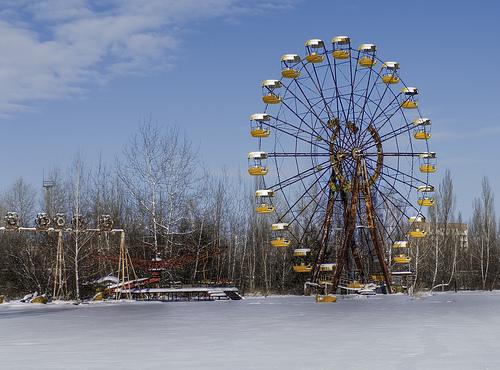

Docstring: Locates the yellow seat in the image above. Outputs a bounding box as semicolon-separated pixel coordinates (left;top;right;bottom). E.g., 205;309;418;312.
393;255;411;264
293;264;312;273
401;100;418;109
255;204;274;214
358;56;376;67
316;294;337;303
414;130;431;140
347;280;363;289
420;164;436;173
248;166;268;176
281;68;300;79
271;237;291;247
370;274;385;282
306;53;324;63
250;128;270;138
408;229;426;238
332;50;350;59
262;95;281;104
418;197;435;207
382;74;400;84
31;296;48;304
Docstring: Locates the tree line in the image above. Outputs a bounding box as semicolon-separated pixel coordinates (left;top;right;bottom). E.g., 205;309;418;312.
0;123;497;299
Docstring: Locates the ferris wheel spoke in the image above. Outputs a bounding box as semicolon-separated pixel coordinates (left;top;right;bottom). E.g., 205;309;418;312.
375;121;415;145
268;116;330;151
365;100;406;141
268;159;331;190
369;180;415;222
356;82;391;146
346;49;362;126
298;189;339;246
268;152;330;157
363;152;423;157
369;170;423;217
369;203;398;246
278;97;330;143
324;52;349;124
359;107;408;150
278;166;331;224
300;62;349;141
365;156;426;187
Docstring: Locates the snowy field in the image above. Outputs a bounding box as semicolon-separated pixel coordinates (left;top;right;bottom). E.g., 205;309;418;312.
1;292;500;370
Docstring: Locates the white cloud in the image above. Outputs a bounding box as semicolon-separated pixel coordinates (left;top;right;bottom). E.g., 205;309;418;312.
0;0;296;115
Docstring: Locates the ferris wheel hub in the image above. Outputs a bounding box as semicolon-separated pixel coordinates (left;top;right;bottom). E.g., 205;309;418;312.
351;148;362;159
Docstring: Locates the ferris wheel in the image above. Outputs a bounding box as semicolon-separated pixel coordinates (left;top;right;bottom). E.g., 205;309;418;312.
247;36;436;293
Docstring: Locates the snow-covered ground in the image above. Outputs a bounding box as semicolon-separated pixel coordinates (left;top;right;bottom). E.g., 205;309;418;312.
1;292;500;370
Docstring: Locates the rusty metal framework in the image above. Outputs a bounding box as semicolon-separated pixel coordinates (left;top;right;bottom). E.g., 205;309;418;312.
0;213;135;300
248;36;435;294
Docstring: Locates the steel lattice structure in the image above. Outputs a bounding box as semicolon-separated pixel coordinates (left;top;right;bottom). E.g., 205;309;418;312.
247;36;436;293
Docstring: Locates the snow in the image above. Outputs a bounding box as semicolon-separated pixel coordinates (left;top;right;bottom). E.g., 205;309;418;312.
1;292;500;369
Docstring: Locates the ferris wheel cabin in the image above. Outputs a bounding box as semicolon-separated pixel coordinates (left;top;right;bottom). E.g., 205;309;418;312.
255;189;275;214
319;263;337;284
408;229;427;238
331;36;350;59
305;39;325;63
281;54;301;79
271;222;291;247
400;87;419;109
412;118;432;140
250;113;271;138
262;80;282;104
358;44;377;67
292;248;312;272
419;152;437;173
417;185;435;207
248;151;268;176
381;61;400;84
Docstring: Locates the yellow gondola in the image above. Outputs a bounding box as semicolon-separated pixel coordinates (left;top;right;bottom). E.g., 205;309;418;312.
414;131;431;140
408;229;427;238
262;95;281;104
280;54;301;78
417;185;435;206
255;189;274;214
305;39;325;63
292;248;311;272
256;204;274;213
370;274;385;282
412;118;431;139
400;87;418;109
271;237;291;247
420;164;437;173
250;128;270;138
248;151;268;176
418;197;435;207
419;152;437;173
293;263;312;273
248;166;268;176
381;61;400;84
331;36;350;59
358;44;376;67
250;113;271;138
262;80;282;105
316;294;337;303
393;254;411;264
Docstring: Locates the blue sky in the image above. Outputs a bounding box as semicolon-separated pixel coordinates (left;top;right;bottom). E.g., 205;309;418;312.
0;0;499;218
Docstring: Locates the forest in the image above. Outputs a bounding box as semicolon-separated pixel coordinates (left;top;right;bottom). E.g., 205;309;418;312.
0;123;497;299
